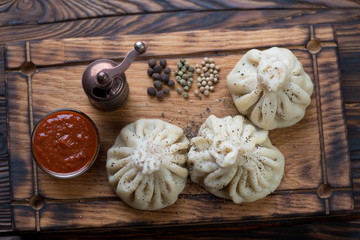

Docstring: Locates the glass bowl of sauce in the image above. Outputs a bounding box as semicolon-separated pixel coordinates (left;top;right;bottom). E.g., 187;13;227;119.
31;109;100;178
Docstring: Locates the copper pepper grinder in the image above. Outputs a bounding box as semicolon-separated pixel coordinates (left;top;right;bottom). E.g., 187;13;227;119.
82;41;147;111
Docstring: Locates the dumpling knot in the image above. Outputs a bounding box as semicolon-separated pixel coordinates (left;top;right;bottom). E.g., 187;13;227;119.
210;139;238;168
132;142;162;175
257;55;291;92
209;136;255;168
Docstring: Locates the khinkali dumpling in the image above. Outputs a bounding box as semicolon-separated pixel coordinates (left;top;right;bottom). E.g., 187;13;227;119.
188;115;285;203
227;47;313;130
106;119;189;210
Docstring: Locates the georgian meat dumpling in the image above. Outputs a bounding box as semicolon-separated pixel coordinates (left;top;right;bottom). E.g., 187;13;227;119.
106;119;189;210
227;47;313;130
188;115;285;204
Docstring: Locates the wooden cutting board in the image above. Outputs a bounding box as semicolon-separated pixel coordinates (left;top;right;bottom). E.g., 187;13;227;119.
5;25;352;232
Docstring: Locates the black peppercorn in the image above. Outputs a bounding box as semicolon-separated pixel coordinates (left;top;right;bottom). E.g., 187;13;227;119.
148;59;156;68
160;59;167;68
167;80;175;87
153;65;162;73
147;68;154;77
163;87;170;95
160;73;169;83
152;72;160;80
154;80;163;90
156;90;164;99
163;67;171;74
147;87;156;96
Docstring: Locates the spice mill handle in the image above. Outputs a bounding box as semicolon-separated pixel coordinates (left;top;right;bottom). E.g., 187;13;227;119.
96;41;148;85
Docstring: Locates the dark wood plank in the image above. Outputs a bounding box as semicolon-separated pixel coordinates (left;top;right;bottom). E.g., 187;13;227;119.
6;26;311;68
6;72;34;200
317;47;351;188
1;0;359;27
0;44;12;232
17;218;360;240
1;9;360;46
334;23;360;103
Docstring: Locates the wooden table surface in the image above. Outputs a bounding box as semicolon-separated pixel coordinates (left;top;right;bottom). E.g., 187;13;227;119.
0;0;360;239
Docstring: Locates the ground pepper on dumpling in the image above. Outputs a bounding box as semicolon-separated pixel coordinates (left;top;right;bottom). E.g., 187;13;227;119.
187;115;285;204
106;119;189;210
226;47;313;130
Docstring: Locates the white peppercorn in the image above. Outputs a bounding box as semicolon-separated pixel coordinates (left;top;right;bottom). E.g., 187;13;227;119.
209;86;215;92
204;90;210;96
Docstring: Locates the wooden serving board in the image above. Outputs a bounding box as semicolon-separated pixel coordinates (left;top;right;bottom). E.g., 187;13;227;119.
5;25;352;232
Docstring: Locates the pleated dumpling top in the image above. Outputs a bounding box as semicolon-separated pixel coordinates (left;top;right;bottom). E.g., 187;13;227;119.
227;47;313;130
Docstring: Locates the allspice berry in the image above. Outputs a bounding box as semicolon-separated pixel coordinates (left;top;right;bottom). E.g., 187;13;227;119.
160;59;167;68
154;80;163;90
156;90;164;99
167;80;175;87
147;68;154;77
147;87;156;96
148;59;156;68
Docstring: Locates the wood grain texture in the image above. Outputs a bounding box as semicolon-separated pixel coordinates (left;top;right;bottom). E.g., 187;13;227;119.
6;26;311;68
1;9;360;46
4;27;352;231
16;218;360;240
1;0;359;27
0;45;12;232
0;1;359;237
317;47;351;188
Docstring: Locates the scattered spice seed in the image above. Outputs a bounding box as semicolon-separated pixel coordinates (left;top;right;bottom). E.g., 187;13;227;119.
146;59;174;100
163;87;170;95
152;72;160;80
154;80;162;90
148;59;156;68
160;73;169;83
194;57;221;98
147;87;156;96
156;90;164;99
167;80;175;87
153;65;162;73
147;68;154;77
174;58;195;99
160;59;167;68
164;67;171;74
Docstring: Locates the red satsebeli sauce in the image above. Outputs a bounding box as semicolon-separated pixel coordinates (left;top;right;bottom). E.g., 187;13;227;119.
32;110;98;174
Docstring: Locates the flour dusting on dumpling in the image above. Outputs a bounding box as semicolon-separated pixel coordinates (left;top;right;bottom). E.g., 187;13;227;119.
106;119;189;210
